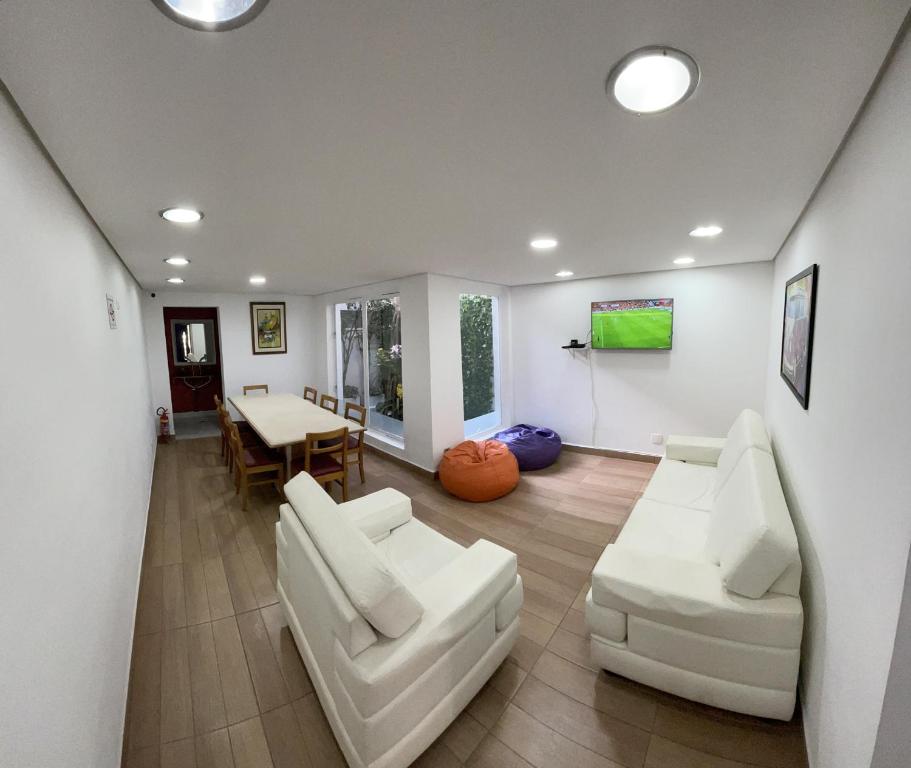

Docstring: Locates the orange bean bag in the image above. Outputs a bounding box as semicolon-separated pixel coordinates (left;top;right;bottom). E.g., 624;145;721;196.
438;439;519;502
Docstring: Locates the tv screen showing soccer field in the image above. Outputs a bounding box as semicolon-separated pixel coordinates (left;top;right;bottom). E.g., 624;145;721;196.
591;298;674;349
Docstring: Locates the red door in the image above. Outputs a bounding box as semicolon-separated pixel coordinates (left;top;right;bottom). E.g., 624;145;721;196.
163;307;224;413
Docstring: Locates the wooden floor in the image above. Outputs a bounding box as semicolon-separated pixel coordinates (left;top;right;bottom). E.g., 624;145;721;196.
123;437;808;768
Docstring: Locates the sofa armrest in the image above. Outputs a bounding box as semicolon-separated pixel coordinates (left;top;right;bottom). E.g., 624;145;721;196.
334;540;519;718
591;545;803;647
665;435;726;465
337;488;412;541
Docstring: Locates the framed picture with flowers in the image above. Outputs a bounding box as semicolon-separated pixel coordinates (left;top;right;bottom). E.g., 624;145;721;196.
250;302;287;354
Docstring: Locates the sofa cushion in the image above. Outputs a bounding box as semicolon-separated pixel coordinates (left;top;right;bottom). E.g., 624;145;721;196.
714;409;772;495
590;545;804;647
615;498;711;562
706;448;799;599
640;458;716;512
374;517;465;587
284;473;424;638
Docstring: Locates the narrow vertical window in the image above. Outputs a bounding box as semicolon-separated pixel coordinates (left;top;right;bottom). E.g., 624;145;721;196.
367;296;404;440
461;294;500;436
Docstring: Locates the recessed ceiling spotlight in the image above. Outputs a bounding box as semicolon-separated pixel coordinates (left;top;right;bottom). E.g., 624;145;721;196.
530;237;559;251
607;46;699;114
167;277;185;284
151;0;270;31
689;224;723;238
673;257;695;265
160;207;203;224
555;270;574;278
249;275;267;285
164;256;190;266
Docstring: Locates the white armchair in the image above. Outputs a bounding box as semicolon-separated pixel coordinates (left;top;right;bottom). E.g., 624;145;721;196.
276;473;522;768
586;409;803;720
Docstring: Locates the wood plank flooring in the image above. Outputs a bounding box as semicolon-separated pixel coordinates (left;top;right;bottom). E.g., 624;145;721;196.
123;437;808;768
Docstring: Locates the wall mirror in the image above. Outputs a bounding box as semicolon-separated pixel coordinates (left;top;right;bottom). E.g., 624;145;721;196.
171;319;217;365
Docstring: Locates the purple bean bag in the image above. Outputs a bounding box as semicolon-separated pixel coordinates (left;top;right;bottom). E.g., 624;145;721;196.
493;424;562;471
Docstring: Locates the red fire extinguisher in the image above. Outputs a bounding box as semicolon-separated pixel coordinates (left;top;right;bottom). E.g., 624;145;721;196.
156;406;170;443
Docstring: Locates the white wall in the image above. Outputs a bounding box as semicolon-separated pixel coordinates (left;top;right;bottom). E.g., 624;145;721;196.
142;291;314;430
763;25;911;768
0;88;155;767
510;262;772;454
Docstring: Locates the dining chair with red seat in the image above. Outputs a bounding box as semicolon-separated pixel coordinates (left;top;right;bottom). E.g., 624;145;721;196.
228;422;285;510
219;404;263;470
291;427;349;501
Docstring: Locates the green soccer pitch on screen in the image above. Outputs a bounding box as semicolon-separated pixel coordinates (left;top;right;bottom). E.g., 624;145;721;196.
590;298;674;350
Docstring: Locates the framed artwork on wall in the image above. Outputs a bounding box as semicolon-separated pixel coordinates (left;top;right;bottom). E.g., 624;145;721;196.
250;301;287;354
780;264;818;409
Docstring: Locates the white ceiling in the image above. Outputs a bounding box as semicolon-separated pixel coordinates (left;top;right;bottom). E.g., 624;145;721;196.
0;1;907;295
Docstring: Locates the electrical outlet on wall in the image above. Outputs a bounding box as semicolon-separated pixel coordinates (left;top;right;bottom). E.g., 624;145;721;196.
650;433;665;445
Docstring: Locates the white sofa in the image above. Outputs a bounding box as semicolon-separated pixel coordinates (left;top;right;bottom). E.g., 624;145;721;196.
276;473;523;768
586;409;803;720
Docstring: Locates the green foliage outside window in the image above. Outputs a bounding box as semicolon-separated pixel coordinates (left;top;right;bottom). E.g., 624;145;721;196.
368;298;403;421
460;294;495;420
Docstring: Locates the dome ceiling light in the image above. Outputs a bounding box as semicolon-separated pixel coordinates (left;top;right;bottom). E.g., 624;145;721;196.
160;207;203;223
607;46;699;115
151;0;270;32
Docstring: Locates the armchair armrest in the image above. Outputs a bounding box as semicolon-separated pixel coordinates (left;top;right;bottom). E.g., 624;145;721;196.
337;488;411;541
334;540;519;718
591;545;802;647
412;540;518;640
665;435;726;465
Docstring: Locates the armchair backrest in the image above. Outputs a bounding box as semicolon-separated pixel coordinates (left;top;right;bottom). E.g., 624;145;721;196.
706;447;800;598
284;473;424;638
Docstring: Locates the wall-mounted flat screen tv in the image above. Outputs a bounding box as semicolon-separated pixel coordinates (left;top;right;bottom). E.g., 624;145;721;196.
591;298;674;349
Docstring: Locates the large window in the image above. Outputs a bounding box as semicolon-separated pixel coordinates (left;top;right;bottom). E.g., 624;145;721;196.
335;294;403;442
460;294;500;436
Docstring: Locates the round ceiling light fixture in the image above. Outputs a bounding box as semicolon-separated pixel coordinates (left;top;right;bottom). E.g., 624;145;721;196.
167;277;185;284
160;207;203;224
673;256;695;265
530;237;559;251
249;275;267;285
607;46;699;115
164;256;190;266
151;0;270;31
689;224;723;238
554;270;574;278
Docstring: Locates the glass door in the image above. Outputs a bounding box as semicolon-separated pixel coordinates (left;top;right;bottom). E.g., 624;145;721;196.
335;294;404;443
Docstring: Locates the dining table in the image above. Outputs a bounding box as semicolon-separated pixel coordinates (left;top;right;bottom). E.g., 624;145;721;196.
227;392;366;477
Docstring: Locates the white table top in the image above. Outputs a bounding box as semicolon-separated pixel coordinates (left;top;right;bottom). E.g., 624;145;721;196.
227;393;365;448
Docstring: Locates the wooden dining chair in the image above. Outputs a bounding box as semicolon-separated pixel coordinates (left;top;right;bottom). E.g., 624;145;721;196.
292;427;349;501
319;393;339;414
228;422;284;510
303;386;318;404
220;407;262;470
214;395;228;460
342;402;367;484
243;384;269;396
